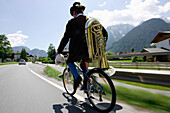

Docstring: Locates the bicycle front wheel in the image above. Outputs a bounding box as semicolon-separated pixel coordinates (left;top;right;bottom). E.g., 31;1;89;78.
86;68;116;112
63;68;76;96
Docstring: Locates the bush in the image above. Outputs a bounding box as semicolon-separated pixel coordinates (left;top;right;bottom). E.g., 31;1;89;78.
147;57;154;62
132;56;144;62
106;51;114;55
37;57;46;61
42;57;54;64
132;56;138;62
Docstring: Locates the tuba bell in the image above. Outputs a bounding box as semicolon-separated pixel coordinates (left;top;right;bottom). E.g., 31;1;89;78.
85;18;109;69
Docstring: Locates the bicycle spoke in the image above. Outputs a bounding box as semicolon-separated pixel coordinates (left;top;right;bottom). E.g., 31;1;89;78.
63;68;76;95
86;69;116;112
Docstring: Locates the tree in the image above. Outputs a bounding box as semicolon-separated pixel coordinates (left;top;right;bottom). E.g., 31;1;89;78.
0;35;13;62
131;48;134;52
47;43;56;61
20;48;27;61
37;57;45;61
106;51;114;55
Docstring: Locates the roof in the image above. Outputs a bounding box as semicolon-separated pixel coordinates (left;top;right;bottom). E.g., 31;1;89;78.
28;55;35;57
142;48;170;53
13;51;21;53
107;48;170;58
151;31;170;43
13;52;21;55
13;52;29;55
118;52;141;55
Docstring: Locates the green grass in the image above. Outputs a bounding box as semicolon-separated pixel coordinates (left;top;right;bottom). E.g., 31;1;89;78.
113;79;170;91
116;86;170;113
44;66;62;80
97;83;170;113
43;66;170;112
0;62;18;65
109;60;132;62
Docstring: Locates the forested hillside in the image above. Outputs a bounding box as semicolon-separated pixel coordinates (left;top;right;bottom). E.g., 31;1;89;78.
107;18;170;54
106;24;134;50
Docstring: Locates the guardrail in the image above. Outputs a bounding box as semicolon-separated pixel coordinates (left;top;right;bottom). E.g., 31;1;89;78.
109;61;170;70
111;69;170;87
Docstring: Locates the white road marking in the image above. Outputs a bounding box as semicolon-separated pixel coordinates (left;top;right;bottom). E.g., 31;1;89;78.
26;65;84;101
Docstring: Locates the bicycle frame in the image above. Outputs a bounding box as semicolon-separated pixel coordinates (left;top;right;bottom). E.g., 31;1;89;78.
63;61;116;112
74;62;104;93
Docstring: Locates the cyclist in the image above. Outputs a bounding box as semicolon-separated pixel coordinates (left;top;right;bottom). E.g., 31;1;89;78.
56;2;89;90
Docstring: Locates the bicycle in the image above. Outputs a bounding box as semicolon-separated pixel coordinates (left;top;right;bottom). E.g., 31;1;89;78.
62;61;116;112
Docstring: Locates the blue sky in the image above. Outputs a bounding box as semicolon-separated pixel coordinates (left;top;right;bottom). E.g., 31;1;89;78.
0;0;170;51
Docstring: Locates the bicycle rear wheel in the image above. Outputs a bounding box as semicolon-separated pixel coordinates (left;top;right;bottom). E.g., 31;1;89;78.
63;68;76;96
86;68;116;112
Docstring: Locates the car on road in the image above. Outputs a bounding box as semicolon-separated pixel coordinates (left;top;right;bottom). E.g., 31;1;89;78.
19;59;26;65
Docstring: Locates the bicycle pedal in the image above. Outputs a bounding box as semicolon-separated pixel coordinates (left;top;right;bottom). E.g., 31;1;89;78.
89;96;95;99
84;90;88;94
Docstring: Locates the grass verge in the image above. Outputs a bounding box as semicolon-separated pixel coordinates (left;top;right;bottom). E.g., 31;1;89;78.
43;66;170;112
0;62;18;65
96;83;170;113
116;86;170;113
109;60;132;62
44;66;62;81
113;79;170;91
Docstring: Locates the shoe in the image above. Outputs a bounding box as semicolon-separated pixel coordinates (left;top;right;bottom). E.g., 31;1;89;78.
74;76;82;90
80;85;87;90
80;79;87;91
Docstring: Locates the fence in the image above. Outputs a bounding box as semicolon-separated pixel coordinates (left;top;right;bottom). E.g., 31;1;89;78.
109;61;170;70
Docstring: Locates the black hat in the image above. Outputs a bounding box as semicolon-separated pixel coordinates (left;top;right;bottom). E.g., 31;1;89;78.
70;2;85;16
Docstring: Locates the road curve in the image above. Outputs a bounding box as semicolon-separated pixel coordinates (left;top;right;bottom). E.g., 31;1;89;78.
0;63;99;113
0;63;157;113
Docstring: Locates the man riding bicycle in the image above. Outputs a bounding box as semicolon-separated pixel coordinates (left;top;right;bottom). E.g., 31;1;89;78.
56;3;116;112
56;2;89;90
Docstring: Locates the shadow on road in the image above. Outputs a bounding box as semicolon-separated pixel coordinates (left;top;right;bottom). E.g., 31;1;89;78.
53;93;123;113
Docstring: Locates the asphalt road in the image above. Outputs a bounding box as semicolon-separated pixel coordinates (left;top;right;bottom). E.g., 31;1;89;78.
0;63;101;113
0;63;156;113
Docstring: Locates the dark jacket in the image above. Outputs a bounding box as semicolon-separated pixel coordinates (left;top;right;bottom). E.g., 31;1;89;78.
57;15;89;62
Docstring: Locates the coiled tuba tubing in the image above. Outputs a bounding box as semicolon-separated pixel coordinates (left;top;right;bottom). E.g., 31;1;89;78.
85;18;109;69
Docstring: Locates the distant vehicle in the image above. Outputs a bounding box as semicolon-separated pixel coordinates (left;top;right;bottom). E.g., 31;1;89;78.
19;59;26;65
6;58;12;62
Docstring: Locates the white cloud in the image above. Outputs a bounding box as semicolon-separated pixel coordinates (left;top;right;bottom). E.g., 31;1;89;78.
73;0;82;3
99;2;106;7
88;0;170;27
162;2;170;12
167;17;170;20
7;31;28;47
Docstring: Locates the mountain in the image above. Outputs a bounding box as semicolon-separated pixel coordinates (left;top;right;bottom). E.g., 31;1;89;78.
107;18;170;54
13;46;47;57
31;49;48;57
12;46;31;54
163;17;170;23
106;24;134;49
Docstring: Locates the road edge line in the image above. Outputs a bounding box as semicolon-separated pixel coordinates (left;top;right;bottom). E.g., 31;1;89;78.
26;65;84;101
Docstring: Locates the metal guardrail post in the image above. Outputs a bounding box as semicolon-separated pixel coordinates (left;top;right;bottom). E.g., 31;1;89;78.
158;63;160;70
136;62;138;69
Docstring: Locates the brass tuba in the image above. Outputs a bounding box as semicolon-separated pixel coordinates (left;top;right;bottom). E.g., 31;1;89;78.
85;18;109;69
